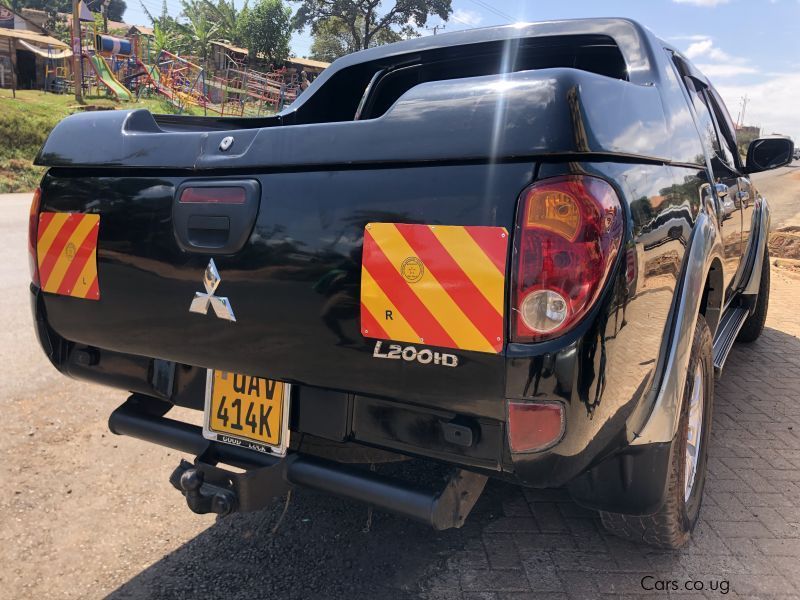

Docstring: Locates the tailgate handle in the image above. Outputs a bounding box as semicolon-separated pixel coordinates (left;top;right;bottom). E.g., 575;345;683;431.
173;180;261;255
187;216;230;249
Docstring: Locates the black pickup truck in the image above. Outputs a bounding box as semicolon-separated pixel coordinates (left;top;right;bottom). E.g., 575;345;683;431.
30;18;793;549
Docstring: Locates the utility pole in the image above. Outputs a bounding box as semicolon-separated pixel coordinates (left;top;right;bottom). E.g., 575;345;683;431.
426;24;445;35
71;0;83;102
737;94;749;128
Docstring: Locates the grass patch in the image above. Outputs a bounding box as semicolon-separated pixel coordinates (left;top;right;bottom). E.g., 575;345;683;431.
0;89;206;193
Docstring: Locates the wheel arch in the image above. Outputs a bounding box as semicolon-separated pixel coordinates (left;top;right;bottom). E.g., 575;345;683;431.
629;208;724;446
699;257;724;338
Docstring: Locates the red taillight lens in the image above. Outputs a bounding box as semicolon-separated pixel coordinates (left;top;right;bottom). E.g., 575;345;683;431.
28;187;42;286
179;187;246;204
508;401;565;452
512;175;622;342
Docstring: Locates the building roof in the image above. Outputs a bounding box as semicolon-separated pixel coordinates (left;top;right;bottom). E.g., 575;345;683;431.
15;8;50;34
0;27;69;49
286;56;330;70
127;25;154;36
211;40;248;55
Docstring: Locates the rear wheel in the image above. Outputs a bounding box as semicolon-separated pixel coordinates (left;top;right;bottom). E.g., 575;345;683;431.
600;316;714;549
737;249;770;343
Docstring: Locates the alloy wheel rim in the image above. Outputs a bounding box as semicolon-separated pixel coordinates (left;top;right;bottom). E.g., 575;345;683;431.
684;363;704;502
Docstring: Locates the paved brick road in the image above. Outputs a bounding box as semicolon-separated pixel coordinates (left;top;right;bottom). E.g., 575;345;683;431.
409;267;800;600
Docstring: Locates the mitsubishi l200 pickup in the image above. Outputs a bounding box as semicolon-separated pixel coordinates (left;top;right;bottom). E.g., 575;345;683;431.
29;18;794;548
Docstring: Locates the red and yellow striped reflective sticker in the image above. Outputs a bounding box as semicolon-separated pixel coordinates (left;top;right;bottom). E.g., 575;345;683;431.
360;223;508;354
36;212;100;300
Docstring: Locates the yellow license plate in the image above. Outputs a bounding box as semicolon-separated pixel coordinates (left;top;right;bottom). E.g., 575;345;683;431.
202;370;290;455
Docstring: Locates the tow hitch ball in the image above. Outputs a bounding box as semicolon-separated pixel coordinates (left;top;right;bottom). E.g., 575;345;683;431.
169;460;237;516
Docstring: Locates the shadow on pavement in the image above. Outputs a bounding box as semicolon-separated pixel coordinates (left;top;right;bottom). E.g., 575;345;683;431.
108;460;491;600
109;326;797;599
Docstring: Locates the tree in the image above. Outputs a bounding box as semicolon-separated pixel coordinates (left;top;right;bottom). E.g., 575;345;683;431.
310;15;413;61
294;0;451;51
201;0;245;46
240;0;291;66
3;0;70;11
139;0;182;52
178;0;218;64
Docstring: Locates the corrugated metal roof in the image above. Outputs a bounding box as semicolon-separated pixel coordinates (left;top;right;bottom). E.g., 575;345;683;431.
211;40;249;55
286;56;330;70
0;28;69;49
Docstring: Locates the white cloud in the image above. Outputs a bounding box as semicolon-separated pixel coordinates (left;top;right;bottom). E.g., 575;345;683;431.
672;0;730;6
684;38;732;61
450;8;483;27
716;73;800;140
683;37;756;79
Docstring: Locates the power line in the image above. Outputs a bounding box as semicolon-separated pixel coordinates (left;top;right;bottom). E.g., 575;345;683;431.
466;0;515;23
449;14;473;27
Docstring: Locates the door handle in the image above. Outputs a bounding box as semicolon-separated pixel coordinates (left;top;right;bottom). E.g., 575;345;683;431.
736;177;751;205
187;215;230;249
173;180;261;255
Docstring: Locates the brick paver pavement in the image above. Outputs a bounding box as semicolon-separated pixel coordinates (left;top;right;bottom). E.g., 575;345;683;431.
414;265;800;600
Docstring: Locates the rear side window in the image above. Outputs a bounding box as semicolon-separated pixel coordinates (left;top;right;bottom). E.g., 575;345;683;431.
707;88;742;168
684;77;723;159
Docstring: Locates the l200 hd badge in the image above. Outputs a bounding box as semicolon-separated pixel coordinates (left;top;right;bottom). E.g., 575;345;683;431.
189;259;236;322
372;341;458;367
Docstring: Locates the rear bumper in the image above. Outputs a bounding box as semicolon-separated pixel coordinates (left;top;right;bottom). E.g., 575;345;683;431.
109;394;487;529
31;284;671;514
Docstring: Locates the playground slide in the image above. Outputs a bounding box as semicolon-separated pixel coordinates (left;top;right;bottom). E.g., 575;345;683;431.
86;53;133;101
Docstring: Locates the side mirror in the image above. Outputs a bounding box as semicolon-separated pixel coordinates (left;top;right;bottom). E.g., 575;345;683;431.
745;137;795;173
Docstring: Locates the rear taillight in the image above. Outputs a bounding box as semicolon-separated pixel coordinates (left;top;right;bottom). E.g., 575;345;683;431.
512;175;622;342
179;187;246;204
508;401;565;452
28;187;42;286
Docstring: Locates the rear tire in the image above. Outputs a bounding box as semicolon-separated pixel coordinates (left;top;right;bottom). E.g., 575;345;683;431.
737;249;770;343
600;316;714;549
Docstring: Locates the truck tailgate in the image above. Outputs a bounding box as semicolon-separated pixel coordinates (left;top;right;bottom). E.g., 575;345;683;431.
38;162;533;420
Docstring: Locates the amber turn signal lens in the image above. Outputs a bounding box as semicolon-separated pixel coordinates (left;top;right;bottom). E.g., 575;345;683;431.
525;188;581;241
508;401;565;453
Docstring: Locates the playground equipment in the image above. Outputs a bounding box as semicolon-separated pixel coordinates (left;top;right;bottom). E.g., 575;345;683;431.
95;33;133;56
136;49;211;111
44;46;70;94
70;12;137;102
201;53;301;116
65;2;312;113
86;52;133;101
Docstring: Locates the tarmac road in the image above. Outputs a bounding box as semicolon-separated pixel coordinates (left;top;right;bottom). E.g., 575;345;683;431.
752;160;800;228
2;163;800;599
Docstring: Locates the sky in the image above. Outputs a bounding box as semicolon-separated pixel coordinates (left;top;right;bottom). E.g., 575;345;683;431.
123;0;800;140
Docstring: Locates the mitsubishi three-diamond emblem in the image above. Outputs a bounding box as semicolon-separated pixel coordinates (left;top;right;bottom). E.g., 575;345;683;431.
189;259;236;322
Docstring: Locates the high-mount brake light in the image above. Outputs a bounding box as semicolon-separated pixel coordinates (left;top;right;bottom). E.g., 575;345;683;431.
179;187;246;204
28;187;42;286
512;175;622;343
